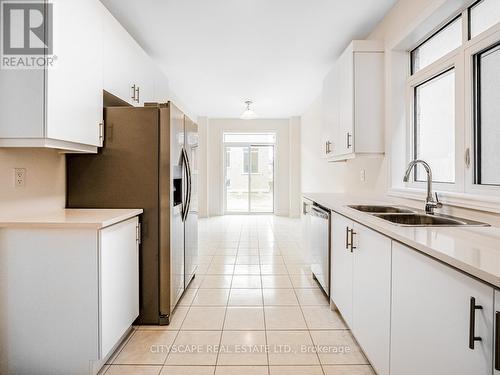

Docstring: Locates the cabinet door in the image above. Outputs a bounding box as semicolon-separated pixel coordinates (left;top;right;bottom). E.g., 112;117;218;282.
322;65;338;158
154;71;171;103
100;217;139;359
352;224;391;375
495;290;500;375
134;53;155;106
353;52;384;154
330;213;354;327
46;0;103;146
337;47;354;156
103;7;154;106
0;69;44;138
391;242;494;375
103;8;138;105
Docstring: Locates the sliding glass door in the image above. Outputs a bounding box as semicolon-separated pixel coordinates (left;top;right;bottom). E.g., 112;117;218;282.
249;145;274;213
225;146;250;213
224;141;274;214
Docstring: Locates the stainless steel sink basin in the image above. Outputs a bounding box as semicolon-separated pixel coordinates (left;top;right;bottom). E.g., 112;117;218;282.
372;213;489;227
348;205;415;214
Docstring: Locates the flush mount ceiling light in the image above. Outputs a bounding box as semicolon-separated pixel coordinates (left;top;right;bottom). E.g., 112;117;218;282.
240;100;258;120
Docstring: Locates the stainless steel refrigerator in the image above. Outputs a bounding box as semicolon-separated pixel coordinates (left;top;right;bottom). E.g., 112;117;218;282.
66;102;198;325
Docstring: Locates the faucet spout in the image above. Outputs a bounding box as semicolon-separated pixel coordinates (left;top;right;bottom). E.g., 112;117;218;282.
403;159;442;214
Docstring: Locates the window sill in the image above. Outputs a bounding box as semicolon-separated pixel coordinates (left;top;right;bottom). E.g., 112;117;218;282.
388;187;500;214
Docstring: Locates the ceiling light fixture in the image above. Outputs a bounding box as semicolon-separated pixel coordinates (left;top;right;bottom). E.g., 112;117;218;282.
240;100;258;120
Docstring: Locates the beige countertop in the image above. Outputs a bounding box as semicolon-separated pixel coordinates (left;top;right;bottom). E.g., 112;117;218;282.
304;193;500;289
0;208;143;229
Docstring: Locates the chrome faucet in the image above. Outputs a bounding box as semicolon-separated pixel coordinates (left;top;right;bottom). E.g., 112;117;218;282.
403;160;442;214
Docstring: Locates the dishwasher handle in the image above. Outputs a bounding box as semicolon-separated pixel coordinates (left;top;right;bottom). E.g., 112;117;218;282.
309;205;330;219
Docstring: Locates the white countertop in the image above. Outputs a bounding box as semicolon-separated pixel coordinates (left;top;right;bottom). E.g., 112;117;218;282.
0;208;143;229
304;193;500;289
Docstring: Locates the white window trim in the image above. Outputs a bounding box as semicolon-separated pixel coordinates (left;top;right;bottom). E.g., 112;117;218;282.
464;26;500;197
405;49;465;194
394;4;500;212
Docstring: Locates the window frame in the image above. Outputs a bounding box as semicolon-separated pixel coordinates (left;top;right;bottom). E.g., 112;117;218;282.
468;0;500;40
410;14;463;75
412;67;457;184
404;4;500;199
464;26;500;197
405;47;464;193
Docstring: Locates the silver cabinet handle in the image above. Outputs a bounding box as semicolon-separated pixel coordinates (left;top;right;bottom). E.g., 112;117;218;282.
347;132;352;149
350;229;357;253
326;141;332;154
98;122;104;147
131;84;137;101
345;227;350;250
135;86;140;103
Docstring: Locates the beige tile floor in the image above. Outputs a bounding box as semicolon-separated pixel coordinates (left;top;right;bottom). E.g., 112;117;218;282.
101;216;375;375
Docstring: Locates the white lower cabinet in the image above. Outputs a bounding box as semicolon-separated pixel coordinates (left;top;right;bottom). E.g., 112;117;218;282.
495;290;500;375
391;242;494;375
331;213;354;326
0;216;140;375
351;223;391;375
100;218;140;359
330;213;391;375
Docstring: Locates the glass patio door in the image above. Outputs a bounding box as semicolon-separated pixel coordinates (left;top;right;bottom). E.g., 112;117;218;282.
224;143;274;214
225;146;250;213
250;145;274;213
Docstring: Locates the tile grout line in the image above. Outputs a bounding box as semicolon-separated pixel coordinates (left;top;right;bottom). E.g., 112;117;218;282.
259;241;271;375
212;225;241;374
291;259;327;375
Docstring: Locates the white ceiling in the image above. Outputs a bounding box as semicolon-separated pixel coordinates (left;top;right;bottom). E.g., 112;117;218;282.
101;0;396;119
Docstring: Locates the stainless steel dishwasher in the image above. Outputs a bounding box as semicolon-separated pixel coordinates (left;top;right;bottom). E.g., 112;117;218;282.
309;204;330;296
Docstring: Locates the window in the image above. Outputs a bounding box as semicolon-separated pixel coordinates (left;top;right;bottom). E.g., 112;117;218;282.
473;43;500;185
402;1;500;202
411;17;462;74
469;0;500;39
226;150;231;168
243;149;259;174
414;69;456;183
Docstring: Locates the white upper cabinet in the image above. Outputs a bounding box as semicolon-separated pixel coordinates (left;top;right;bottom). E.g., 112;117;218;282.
153;69;171;104
0;0;104;152
47;0;104;147
322;40;385;161
321;65;338;158
102;7;155;106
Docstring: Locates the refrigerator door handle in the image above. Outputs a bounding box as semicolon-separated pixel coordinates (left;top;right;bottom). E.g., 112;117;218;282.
184;148;193;219
181;148;192;222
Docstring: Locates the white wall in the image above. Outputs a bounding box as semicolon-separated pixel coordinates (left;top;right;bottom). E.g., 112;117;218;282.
197;116;209;218
0;149;65;214
205;118;293;217
289;117;301;217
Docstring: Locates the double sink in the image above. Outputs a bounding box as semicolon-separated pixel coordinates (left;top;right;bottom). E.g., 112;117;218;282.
348;205;489;227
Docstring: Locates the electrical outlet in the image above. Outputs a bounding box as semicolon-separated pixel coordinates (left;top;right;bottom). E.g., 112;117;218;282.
360;169;366;182
14;168;26;188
